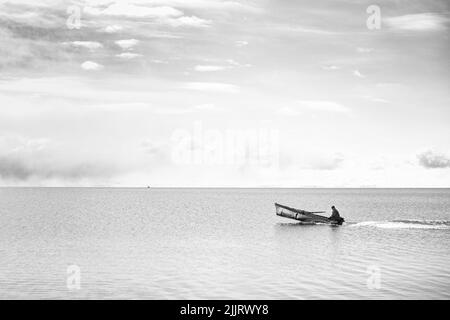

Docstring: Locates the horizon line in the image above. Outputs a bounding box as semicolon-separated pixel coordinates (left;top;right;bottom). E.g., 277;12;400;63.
1;186;449;189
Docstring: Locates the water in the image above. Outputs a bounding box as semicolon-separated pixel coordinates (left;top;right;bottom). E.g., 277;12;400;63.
0;188;449;299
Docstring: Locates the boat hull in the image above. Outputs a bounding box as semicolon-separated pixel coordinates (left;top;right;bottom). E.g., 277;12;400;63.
275;203;344;225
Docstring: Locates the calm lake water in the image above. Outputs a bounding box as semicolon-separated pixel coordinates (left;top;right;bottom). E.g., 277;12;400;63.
0;188;449;299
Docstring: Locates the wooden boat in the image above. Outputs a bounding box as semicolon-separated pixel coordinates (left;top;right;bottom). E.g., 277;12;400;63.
275;203;344;225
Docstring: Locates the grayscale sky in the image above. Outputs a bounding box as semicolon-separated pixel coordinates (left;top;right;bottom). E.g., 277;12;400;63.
0;0;449;187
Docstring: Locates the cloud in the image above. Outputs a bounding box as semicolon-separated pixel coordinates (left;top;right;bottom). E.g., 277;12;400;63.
301;100;350;113
81;61;103;71
371;98;390;103
166;16;211;28
194;65;227;72
0;20;71;71
226;59;251;67
84;4;183;18
417;150;450;169
0;4;62;29
353;70;365;78
356;47;373;53
235;40;248;47
116;52;143;59
83;3;211;28
0;136;118;182
309;155;344;170
272;24;339;36
102;25;123;33
278;101;351;116
280;151;345;171
361;96;390;104
83;102;221;115
140;140;170;164
62;41;103;50
0;139;47;181
0;156;115;181
151;59;169;64
115;39;140;50
183;82;239;93
385;13;448;31
321;65;339;70
0;156;31;180
133;0;261;12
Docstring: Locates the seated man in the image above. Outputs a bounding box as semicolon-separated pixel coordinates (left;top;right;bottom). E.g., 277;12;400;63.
329;205;341;221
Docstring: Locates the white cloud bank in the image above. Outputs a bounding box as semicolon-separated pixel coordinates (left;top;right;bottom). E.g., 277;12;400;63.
102;25;123;33
183;82;239;93
84;4;182;18
81;61;103;71
116;52;143;59
115;39;140;50
63;41;103;50
194;65;228;72
167;16;211;28
385;13;449;31
83;2;211;27
0;136;119;183
417;150;450;169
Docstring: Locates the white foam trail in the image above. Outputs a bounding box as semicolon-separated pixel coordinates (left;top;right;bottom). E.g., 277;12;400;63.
349;220;450;230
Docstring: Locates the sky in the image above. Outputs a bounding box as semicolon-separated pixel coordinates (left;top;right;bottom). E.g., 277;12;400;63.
0;0;449;187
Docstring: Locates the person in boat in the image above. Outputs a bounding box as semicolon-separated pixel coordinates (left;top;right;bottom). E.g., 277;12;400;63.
329;206;341;221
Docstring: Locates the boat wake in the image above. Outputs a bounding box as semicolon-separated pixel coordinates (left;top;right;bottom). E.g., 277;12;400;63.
349;219;450;230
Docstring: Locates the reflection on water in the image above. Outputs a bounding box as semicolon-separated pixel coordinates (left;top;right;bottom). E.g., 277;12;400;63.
0;188;449;299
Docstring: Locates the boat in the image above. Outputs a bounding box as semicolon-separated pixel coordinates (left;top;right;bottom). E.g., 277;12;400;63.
275;203;345;225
